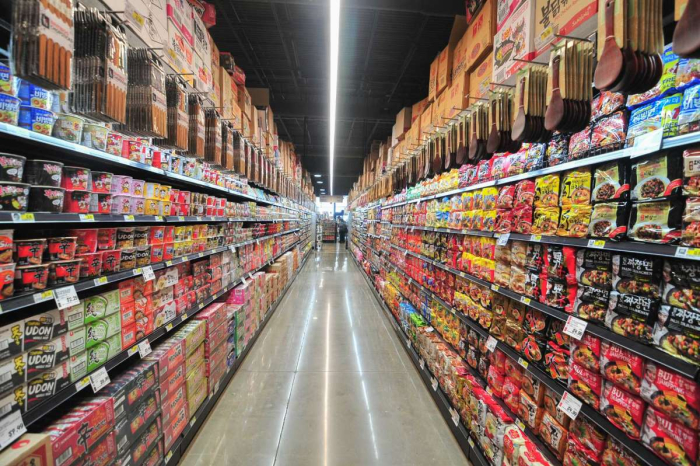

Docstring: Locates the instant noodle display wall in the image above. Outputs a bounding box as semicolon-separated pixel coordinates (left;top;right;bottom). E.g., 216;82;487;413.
0;0;316;462
347;0;700;464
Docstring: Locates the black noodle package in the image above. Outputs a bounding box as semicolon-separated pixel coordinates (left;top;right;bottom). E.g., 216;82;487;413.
541;276;577;313
589;202;630;241
628;200;683;244
592;160;630;203
612;253;663;299
605;291;659;344
544;245;577;284
630;152;683;201
661;260;700;311
653;305;700;364
574;285;610;324
576;249;613;289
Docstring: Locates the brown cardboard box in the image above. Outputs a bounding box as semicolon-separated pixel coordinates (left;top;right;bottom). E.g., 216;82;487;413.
428;57;439;102
534;0;597;56
412;99;427;123
469;56;492;100
219;67;233;119
231;100;242;131
0;433;53;466
421;103;433;141
452;30;470;82
249;88;270;107
433;91;448;128
396;107;412;133
498;0;525;31
210;35;220;69
466;0;496;72
493;0;535;84
437;16;467;95
447;72;469;119
409;114;421;149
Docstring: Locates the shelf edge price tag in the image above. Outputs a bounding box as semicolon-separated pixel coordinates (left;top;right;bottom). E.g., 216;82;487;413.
486;336;498;352
676;247;700;258
89;367;110;393
141;266;155;282
557;391;583;420
419;358;425;370
563;315;588;340
496;233;510;246
124;215;135;222
165;451;173;464
93;276;108;286
138;339;152;358
79;214;95;222
630;128;663;158
431;377;438;391
518;357;529;369
0;410;26;449
449;408;460;427
11;213;35;223
54;285;79;310
587;239;606;249
516;420;526;431
520;296;531;305
468;437;475;448
406;339;412;350
491;284;500;292
530;234;542;242
33;290;54;304
127;346;138;356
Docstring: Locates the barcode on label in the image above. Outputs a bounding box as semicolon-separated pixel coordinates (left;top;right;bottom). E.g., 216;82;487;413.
0;403;11;417
57;446;73;466
0;373;11;384
0;340;8;351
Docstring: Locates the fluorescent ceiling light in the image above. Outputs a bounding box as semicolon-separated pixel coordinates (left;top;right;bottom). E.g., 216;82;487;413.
329;0;340;196
314;174;322;178
317;181;323;184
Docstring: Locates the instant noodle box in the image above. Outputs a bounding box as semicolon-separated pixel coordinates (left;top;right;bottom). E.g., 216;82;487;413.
74;430;116;466
113;390;161;456
117;416;162;466
0;433;53;466
493;0;536;84
161;382;186;427
86;333;122;373
4;360;72;414
145;339;185;382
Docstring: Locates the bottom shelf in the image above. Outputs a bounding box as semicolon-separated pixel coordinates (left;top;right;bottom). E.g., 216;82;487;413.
350;254;488;466
166;248;312;465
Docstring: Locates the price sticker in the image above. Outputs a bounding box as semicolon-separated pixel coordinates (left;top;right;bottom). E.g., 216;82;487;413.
241;275;247;286
79;214;95;222
486;386;493;396
93;276;108;286
563;316;588;340
54;286;80;310
178;216;185;221
138;340;152;358
530;234;542;242
468;438;475;448
229;245;236;254
450;408;460;427
190;416;197;427
496;233;510;246
0;411;26;449
249;272;254;280
520;296;531;305
127;346;139;356
491;284;500;292
587;239;606;249
75;376;91;391
124;215;135;221
182;313;189;320
676;247;700;258
133;268;142;276
419;358;425;369
431;377;438;391
141;266;155;282
155;216;163;222
407;339;412;350
165;451;173;464
196;216;203;221
165;260;173;267
557;391;583;420
516;420;526;431
33;290;54;304
165;323;173;332
486;336;498;352
11;213;35;223
89;367;110;393
518;357;529;369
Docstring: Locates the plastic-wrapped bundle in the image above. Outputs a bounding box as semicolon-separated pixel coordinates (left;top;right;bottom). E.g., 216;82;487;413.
204;109;222;165
188;95;205;157
154;76;188;150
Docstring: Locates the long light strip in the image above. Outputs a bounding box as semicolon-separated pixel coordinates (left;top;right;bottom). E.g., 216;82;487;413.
329;0;340;196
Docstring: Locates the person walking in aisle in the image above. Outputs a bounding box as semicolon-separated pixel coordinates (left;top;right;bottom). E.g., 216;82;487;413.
337;218;348;243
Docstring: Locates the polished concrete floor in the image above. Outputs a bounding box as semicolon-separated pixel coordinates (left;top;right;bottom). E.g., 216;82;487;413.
180;244;470;466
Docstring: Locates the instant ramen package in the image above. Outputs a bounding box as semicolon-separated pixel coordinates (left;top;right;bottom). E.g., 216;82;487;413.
560;169;592;206
653;305;700;365
631;152;683;201
514;180;536;208
641;362;700;430
534;174;561;208
546;132;570;166
532;207;560;235
592;112;628;150
683;148;700;196
557;205;592;238
576;249;613;289
641;408;698;466
568;361;603;410
589;202;629;241
599;341;644;395
601;438;642;466
570;333;602;372
600;382;645;439
628;200;683;244
571;416;607;455
605;291;659;344
592;160;630;203
679;84;700;135
544;245;577;283
574;285;610;323
612;253;663;299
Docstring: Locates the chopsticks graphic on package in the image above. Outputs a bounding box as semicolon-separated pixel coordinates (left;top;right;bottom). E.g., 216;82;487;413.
12;0;75;90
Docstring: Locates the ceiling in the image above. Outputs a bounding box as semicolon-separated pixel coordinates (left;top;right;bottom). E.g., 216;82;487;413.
209;0;465;196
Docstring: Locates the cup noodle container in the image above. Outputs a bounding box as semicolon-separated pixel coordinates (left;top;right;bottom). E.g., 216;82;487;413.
91;172;113;193
90;193;112;214
111;176;133;195
131;179;145;197
111;195;131;215
61;166;90;191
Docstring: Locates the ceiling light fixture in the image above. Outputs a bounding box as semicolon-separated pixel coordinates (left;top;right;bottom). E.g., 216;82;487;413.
317;181;323;184
329;0;340;195
314;174;322;178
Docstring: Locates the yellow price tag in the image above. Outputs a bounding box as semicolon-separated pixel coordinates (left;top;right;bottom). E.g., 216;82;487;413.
94;277;108;285
124;215;135;221
181;313;188;320
491;284;500;292
80;214;95;222
178;216;185;221
521;296;531;305
166;261;173;267
165;323;173;331
40;290;53;300
130;10;145;27
518;357;529;369
128;346;138;356
517;420;526;431
530;235;542;242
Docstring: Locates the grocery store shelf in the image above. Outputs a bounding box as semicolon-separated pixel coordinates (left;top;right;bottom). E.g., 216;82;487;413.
0;213;299;225
170;249;312;465
22;238;310;429
388;224;700;261
387;242;700;381
0;228;304;317
351;254;488;466
0;121;310;213
381;131;700;210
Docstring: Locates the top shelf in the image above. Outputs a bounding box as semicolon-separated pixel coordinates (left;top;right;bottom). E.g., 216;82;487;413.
381;131;700;209
0;122;310;214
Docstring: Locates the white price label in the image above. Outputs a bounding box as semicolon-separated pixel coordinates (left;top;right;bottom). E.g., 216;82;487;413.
11;213;35;223
190;416;197;427
124;215;135;222
229;245;236;254
128;346;138;356
587;239;606;249
496;233;510;246
520;296;531;305
530;234;542;242
518;357;529;369
516;420;527;431
54;286;80;310
468;437;475;448
241;275;247;286
141;266;155;282
557;391;583;420
165;451;173;464
450;408;460;427
33;290;54;304
486;336;498;352
138;340;152;358
93;276;108;286
249;273;254;280
79;214;95;222
676;247;700;258
419;358;425;369
563;316;588;340
431;377;438;391
406;339;412;350
89;367;110;393
630;128;663;158
491;284;500;292
75;376;91;391
0;411;26;449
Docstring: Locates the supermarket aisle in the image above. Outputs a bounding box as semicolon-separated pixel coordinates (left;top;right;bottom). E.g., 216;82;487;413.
181;244;470;466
